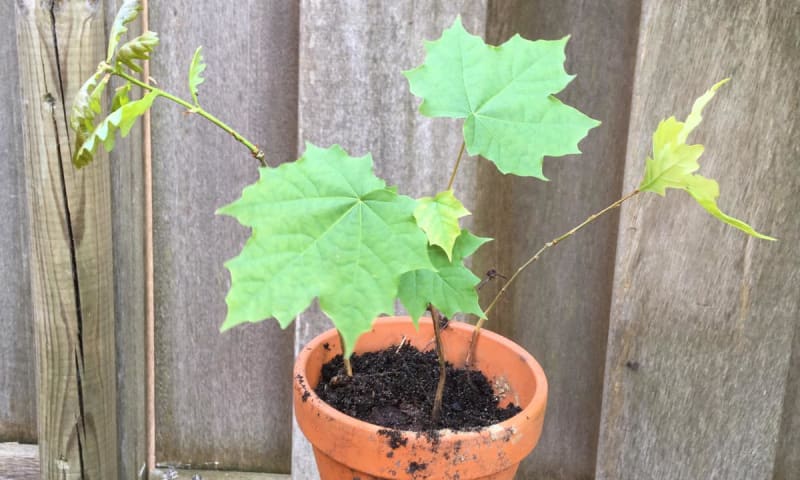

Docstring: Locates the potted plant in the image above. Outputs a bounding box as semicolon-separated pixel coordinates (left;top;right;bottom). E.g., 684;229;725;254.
70;1;774;478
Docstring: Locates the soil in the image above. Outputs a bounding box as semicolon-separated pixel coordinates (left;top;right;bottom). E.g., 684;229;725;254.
314;343;521;432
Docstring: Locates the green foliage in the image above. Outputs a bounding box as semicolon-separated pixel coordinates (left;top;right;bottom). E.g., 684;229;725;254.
72;91;158;168
70;71;108;164
218;144;434;356
71;2;774;358
639;80;774;240
107;0;142;62
398;230;490;324
405;17;600;179
112;83;132;111
414;190;470;260
189;47;207;106
117;31;159;73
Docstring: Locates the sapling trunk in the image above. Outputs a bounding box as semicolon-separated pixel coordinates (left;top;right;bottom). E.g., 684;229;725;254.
338;331;353;376
466;188;642;366
428;305;447;424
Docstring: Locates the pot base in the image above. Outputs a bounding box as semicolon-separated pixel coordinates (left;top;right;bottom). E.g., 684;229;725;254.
294;317;548;480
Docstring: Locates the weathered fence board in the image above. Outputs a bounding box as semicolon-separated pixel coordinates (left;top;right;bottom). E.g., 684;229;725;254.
14;1;118;478
598;1;800;479
104;0;148;477
293;1;487;477
478;2;641;478
149;1;298;472
776;324;800;479
0;1;35;445
0;443;38;480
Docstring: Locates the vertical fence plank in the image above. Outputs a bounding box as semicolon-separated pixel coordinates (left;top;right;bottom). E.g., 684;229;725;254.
14;1;118;478
103;1;147;477
776;325;800;478
476;2;641;478
598;1;800;479
149;2;298;472
0;1;35;445
293;2;487;477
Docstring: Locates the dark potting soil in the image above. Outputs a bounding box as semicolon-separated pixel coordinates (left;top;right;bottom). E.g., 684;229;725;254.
314;343;521;432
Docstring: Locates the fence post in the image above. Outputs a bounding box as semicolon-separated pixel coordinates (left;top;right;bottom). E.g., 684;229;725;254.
14;1;118;478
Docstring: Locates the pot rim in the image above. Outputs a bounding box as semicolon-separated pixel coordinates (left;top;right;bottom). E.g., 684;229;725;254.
295;316;548;439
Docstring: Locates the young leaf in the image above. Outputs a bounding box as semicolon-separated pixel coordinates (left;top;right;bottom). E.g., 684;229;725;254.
188;46;207;106
218;143;434;356
639;80;775;240
73;90;158;168
117;31;159;73
107;0;142;62
70;71;109;166
70;71;106;133
404;17;600;179
112;83;132;111
414;189;470;260
398;230;490;324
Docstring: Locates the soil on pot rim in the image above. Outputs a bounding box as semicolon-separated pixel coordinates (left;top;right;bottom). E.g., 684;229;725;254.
314;343;521;432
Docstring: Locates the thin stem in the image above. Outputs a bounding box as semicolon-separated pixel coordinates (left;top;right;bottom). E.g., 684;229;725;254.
338;331;353;377
446;142;466;191
466;188;642;366
429;305;446;424
112;67;268;167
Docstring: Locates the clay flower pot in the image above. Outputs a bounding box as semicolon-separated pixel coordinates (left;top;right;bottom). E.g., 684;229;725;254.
293;316;548;479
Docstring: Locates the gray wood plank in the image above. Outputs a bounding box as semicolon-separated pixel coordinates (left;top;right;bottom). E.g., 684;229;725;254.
294;2;487;477
775;314;800;478
0;443;38;480
0;1;35;444
475;2;642;478
149;2;298;472
598;1;799;479
104;1;147;477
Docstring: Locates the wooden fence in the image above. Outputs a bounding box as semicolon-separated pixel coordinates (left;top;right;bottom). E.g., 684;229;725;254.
1;1;798;479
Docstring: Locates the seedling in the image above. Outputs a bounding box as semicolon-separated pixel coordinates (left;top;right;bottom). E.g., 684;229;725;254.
71;0;773;425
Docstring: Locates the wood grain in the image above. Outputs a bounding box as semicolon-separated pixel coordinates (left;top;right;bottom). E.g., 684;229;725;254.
149;1;298;472
0;1;35;445
293;2;487;477
477;2;642;478
14;1;118;478
0;443;38;480
598;1;800;479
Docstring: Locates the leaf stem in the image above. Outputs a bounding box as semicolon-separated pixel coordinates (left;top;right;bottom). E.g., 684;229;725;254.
428;305;446;424
111;66;268;167
446;141;466;191
466;188;641;365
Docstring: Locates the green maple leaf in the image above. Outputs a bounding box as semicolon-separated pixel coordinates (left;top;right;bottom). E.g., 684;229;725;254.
398;229;490;324
639;79;775;240
414;189;470;260
218;143;434;355
404;17;600;179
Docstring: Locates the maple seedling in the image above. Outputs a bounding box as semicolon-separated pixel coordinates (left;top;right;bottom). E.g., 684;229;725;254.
71;1;774;426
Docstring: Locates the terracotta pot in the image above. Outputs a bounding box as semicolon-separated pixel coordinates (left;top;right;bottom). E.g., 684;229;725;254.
293;316;548;479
